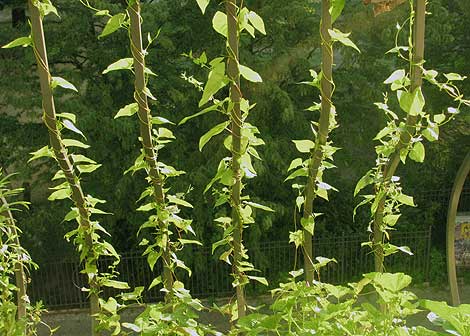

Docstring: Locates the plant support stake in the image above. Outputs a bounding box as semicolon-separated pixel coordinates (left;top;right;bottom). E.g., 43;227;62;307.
302;0;333;284
446;152;470;306
226;0;246;319
28;2;100;333
372;0;425;272
128;0;173;295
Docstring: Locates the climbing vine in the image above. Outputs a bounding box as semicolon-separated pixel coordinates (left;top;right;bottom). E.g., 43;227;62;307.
1;1;469;335
356;0;470;272
78;0;211;333
287;0;359;282
3;2;128;334
187;0;271;321
0;170;46;335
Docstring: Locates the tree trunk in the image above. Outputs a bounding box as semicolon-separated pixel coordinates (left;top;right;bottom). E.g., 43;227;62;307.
128;1;173;296
302;0;333;284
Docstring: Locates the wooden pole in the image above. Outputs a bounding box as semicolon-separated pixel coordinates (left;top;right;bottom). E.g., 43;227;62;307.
446;152;470;306
372;0;426;272
302;0;333;284
226;0;246;319
128;0;173;297
28;2;100;334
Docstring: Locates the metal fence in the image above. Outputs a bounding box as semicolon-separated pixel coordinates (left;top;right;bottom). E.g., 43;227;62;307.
28;228;432;310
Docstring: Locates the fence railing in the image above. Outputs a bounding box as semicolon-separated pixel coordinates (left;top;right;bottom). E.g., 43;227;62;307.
28;228;432;310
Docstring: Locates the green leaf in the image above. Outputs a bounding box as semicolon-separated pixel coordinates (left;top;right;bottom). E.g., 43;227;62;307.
433;114;445;124
51;77;78;92
95;10;109;16
137;203;154;212
239;64;262;83
289;230;304;248
115;103;138;119
330;0;345;23
143;87;157;100
199;59;229;107
199;121;229;151
178;239;203;246
196;0;210;14
212;237;231;254
99;13;127;38
101;297;117;313
122;323;141;333
243;201;274;212
410;87;425;116
384;69;406;84
287;158;303;172
247;276;268;286
152;116;174;125
29;145;54;162
374;126;393;140
48;188;71;201
34;0;59;17
103;58;133;74
383;214;401;226
64;209;79;222
62;139;89;148
317;187;328;201
148;276;162;290
328;29;360;53
102;241;119;259
179;103;220;125
420;300;469;335
444;72;466;81
365;272;412;292
409;142;425;163
300;216;315;235
318;181;337;191
62;119;85;138
57;113;77;123
212;11;227;37
398;87;424;116
397;194;415;207
422;127;439;142
354;172;373;196
71;154;96;164
147;251;160;271
102;279;130;289
2;36;31;49
77;164;102;174
167;195;193;208
285;167;308;181
247;11;266;35
292;140;315;153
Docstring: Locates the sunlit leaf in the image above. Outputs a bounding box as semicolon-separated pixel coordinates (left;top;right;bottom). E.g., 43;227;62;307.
103;58;134;74
99;13;127;38
51;77;78;92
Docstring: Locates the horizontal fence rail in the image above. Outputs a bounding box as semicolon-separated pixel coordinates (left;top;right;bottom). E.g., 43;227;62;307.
28;228;432;310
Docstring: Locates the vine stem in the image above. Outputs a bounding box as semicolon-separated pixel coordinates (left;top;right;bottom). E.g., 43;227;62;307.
372;0;426;273
128;1;173;297
302;0;333;284
226;0;246;320
0;195;27;321
27;2;100;334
